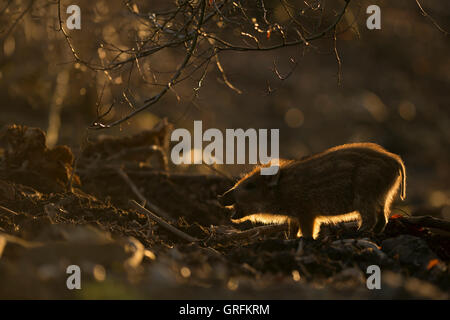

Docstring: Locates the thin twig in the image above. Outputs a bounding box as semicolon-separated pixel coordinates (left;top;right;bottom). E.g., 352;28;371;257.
0;205;20;216
115;167;172;220
214;52;242;94
211;1;351;52
116;168;147;204
129;200;200;242
415;0;449;36
333;27;342;86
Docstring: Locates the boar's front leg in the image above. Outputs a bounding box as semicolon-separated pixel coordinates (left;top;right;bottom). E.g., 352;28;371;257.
287;218;300;239
298;216;315;239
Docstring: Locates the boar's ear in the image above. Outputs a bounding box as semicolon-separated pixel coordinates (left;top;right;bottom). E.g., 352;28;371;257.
265;168;281;188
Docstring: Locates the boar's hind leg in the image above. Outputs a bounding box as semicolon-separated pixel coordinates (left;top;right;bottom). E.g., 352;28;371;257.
355;196;378;232
373;210;387;233
373;175;401;234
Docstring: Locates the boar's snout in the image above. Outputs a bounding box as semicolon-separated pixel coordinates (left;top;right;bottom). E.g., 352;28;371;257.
218;189;235;206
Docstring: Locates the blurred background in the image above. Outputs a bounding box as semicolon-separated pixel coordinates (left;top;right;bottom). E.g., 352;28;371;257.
0;0;449;215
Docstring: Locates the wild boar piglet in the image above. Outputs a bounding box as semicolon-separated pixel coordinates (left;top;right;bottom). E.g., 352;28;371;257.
218;143;406;239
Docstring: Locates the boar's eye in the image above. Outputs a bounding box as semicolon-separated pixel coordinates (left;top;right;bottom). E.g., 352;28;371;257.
244;182;256;190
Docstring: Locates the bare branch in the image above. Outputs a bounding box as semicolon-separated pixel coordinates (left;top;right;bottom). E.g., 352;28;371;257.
90;0;208;129
50;0;352;129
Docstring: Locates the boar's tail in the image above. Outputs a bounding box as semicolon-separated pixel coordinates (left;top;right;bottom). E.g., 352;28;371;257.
397;158;406;201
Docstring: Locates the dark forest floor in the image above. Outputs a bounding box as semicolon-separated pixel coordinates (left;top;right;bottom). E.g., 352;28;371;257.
0;124;449;299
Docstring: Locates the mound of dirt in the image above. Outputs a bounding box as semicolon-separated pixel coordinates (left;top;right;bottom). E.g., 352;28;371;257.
0;124;80;193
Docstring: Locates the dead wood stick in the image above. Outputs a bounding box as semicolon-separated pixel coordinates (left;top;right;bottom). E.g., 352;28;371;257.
129;200;199;243
214;224;289;242
115;167;172;220
116;167;147;204
402;215;450;232
0;231;42;248
0;205;20;216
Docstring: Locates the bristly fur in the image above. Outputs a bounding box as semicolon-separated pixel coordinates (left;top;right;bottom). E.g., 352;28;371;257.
302;143;406;200
232;213;291;225
220;142;407;239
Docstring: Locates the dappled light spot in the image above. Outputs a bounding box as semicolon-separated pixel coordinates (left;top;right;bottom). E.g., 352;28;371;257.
3;36;15;57
361;91;388;122
97;48;106;59
227;278;239;291
292;270;301;282
93;265;106;282
284;108;304;128
398;101;416;121
180;267;191;278
429;190;449;207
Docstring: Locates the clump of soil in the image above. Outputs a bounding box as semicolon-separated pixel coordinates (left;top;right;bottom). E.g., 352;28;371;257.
0;124;80;193
0;123;449;299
